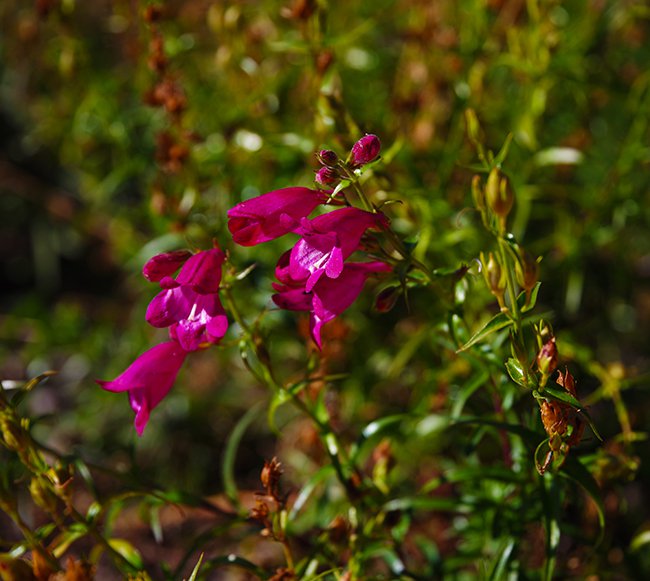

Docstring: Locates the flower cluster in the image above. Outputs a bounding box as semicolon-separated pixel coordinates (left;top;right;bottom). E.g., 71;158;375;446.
98;135;388;432
97;247;228;435
228;135;391;347
314;133;381;186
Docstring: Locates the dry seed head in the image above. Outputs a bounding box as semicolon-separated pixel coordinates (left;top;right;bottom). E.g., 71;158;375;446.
261;456;284;499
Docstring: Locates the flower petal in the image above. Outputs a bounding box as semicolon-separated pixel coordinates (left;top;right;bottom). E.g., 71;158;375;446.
228;187;326;246
96;341;188;435
142;250;192;282
175;248;225;294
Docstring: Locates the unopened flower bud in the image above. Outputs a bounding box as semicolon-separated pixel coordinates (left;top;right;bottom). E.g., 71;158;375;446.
537;337;558;378
465;108;483;145
350;134;381;166
29;477;59;515
142;250;192;282
317;149;338;167
374;286;401;313
516;248;539;307
315;166;338;185
486;168;515;231
1;412;25;452
481;252;507;311
327;515;350;544
471;174;486;212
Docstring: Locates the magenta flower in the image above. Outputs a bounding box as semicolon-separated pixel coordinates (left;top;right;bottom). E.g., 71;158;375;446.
228;187;327;246
289;207;388;292
97;341;187;436
145;248;228;351
351;134;381;166
142;250;192;282
273;260;391;348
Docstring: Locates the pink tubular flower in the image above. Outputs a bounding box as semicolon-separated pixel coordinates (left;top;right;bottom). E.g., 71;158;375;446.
97;341;188;436
351;134;381;166
227;187;327;246
146;248;228;351
273;260;391;348
142;250;192;282
290;207;388;292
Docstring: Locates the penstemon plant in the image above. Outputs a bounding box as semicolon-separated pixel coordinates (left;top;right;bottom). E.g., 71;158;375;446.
89;130;600;578
1;2;647;580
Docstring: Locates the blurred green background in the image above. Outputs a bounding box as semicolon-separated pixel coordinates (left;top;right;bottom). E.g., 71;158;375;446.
1;0;650;577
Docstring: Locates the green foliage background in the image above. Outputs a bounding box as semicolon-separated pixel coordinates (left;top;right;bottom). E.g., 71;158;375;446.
1;0;649;578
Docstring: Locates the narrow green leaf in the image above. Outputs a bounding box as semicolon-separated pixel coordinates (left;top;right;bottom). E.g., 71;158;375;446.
107;538;144;570
488;538;515;581
288;465;335;520
383;497;469;513
222;403;262;511
267;389;291;435
505;357;527;387
451;417;541;447
186;553;204;581
9;371;58;406
457;311;513;352
493;133;514;166
451;370;489;418
51;528;86;558
522;281;542;312
537;385;582;409
559;456;605;545
330;179;351;198
630;530;650;552
23;371;58;392
200;554;266;578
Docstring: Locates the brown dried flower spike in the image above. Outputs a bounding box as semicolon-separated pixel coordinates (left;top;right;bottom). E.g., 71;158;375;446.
261;456;284;501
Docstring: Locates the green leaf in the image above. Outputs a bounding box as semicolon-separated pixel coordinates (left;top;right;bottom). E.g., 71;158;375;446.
451;418;540;447
493;133;514;166
267;389;291;435
107;538;144;570
451;370;489;418
51;527;86;558
522;281;542;312
222;403;262;512
10;371;58;406
505;357;527;387
488;538;515;581
186;553;204;581
199;554;266;578
383;496;470;513
330;179;351;198
630;530;650;552
536;385;582;409
288;465;335;520
457;311;513;352
559;456;605;546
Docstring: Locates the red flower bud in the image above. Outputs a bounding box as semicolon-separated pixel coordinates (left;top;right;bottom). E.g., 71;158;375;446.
350;134;381;166
537;337;558;377
315;166;338;185
142;250;192;282
317;149;338;167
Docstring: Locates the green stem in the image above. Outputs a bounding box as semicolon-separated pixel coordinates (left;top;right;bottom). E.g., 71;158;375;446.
225;280;361;501
498;237;522;335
